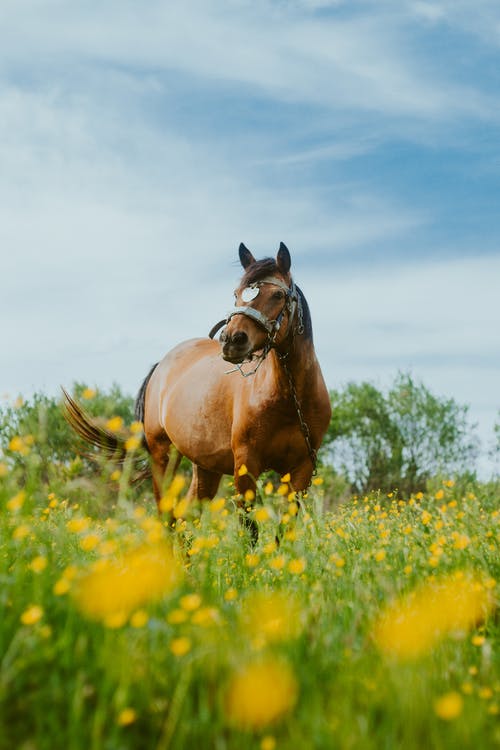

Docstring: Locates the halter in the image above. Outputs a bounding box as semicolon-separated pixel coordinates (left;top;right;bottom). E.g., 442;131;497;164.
208;275;303;351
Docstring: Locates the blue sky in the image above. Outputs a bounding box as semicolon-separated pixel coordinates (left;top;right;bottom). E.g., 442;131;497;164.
1;0;499;472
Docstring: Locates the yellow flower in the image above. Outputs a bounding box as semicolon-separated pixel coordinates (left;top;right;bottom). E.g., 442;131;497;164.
29;556;48;574
12;524;31;541
239;591;303;645
374;572;495;660
434;692;463;720
104;611;128;629
0;462;8;477
312;476;323;486
421;511;432;525
245;553;260;568
210;498;226;513
244;489;255;502
167;609;188;624
106;416;124;432
125;435;141;452
255;507;271;522
471;634;485;646
117;708;137;726
74;542;181;622
224;656;298;730
224;588;238;602
374;550;386;563
130;421;144;434
435;489;445;501
288;558;306;575
180;593;202;612
80;534;100;552
82;388;96;400
269;555;286;570
281;473;291;483
264;481;274;495
21;605;44;626
170;637;191;656
110;470;121;481
7;491;26;512
66;518;90;534
8;436;29;454
54;577;71;596
238;464;248;476
130;609;149;628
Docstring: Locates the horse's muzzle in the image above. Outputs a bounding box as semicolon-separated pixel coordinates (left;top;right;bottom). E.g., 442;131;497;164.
221;330;252;364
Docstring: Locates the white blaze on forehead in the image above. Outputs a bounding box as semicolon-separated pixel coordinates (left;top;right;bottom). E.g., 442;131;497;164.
241;286;260;302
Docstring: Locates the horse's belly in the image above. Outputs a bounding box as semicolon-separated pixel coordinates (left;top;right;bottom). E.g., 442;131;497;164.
155;340;235;474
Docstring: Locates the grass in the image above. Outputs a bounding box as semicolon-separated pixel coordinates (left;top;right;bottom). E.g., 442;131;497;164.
0;423;499;750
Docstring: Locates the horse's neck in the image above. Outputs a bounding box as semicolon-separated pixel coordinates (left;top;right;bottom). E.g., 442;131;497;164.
270;338;317;399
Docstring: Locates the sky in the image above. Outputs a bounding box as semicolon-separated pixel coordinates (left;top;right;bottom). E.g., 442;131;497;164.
1;0;499;473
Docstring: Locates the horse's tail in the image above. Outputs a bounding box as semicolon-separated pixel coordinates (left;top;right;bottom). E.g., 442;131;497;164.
61;387;151;484
134;363;159;442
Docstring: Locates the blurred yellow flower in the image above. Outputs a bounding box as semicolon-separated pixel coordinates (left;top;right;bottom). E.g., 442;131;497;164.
170;637;191;656
106;416;124;432
224;656;298;730
67;518;90;534
435;489;445;501
125;435;141;452
12;524;31;540
0;462;8;478
281;473;291;483
8;436;29;454
74;542;181;622
117;707;137;726
180;593;202;611
82;388;96;400
312;476;323;486
374;572;495;660
239;591;303;645
130;609;149;628
255;507;271;522
7;491;26;512
54;577;71;596
288;558;306;575
238;464;248;476
21;605;44;626
434;692;463;720
130;421;144;434
29;556;48;574
80;534;100;552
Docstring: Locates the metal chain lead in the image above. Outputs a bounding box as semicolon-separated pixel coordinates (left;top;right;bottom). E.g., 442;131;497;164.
280;356;318;483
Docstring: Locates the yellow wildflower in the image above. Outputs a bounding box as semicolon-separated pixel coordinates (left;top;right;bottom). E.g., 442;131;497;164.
125;435;141;452
224;656;298;730
238;464;248;476
374;572;495;660
434;692;463;720
170;637;191;656
80;534;100;552
117;707;137;726
130;609;149;628
29;556;48;574
180;593;202;612
239;591;303;645
74;542;180;622
288;558;306;575
7;491;26;512
21;605;44;626
82;388;96;400
106;416;124;432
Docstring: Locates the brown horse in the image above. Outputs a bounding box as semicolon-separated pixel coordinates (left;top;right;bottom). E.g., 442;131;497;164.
139;242;331;503
65;243;331;506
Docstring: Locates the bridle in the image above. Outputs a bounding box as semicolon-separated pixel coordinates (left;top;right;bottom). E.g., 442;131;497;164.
208;275;317;477
208;275;303;365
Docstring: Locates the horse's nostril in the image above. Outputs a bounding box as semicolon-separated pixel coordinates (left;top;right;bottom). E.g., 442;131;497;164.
231;331;248;346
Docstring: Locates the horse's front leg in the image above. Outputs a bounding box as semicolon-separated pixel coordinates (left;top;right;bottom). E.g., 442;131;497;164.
187;465;222;502
290;460;315;494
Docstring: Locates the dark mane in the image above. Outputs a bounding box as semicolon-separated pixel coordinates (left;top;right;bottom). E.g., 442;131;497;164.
240;258;313;342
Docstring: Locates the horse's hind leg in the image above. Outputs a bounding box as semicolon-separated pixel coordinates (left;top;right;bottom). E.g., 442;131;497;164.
148;435;182;506
187;465;222;501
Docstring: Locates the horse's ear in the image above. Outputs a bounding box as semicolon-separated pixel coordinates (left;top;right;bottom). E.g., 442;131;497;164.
277;242;291;274
239;243;256;269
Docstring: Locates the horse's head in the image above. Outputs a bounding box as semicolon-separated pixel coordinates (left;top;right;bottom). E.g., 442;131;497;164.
220;243;298;364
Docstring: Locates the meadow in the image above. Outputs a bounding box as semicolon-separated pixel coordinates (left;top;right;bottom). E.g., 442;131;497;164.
0;397;499;750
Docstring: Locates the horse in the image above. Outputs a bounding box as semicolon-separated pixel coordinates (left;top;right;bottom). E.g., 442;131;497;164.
64;243;332;507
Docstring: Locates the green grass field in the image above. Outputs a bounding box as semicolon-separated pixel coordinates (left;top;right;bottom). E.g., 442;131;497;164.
1;421;499;750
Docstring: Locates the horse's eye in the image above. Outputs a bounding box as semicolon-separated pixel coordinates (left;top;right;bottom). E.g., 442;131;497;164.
272;290;284;300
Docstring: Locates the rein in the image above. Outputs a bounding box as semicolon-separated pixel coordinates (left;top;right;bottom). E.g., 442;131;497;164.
208;275;317;477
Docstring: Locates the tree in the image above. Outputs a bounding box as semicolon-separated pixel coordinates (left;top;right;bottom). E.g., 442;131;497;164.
323;373;479;495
